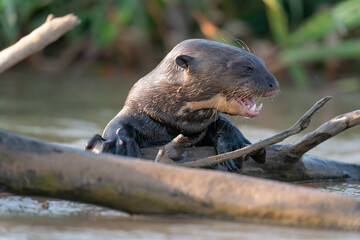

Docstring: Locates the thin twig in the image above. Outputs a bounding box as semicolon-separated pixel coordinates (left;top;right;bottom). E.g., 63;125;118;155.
177;96;332;168
286;109;360;157
0;14;80;73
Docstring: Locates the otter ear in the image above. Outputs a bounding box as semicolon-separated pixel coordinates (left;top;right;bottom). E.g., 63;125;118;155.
175;55;194;69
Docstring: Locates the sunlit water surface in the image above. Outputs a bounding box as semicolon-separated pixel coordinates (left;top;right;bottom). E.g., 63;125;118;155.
1;69;360;239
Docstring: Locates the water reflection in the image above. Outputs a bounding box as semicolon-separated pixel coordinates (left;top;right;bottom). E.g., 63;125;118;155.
0;194;359;240
301;182;360;200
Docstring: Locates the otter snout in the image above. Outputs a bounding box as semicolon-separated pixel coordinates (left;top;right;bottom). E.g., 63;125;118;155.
258;69;279;97
265;74;279;91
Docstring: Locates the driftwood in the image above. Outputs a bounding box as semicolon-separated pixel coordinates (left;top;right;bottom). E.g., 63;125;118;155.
0;14;80;73
1;129;360;231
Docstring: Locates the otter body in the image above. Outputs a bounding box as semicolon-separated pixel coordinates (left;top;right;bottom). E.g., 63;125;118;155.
86;39;279;172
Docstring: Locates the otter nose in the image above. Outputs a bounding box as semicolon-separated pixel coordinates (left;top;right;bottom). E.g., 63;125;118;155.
266;75;280;90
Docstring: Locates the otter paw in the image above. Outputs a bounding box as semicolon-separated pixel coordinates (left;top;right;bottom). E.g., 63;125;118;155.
112;136;142;158
215;139;247;172
85;134;106;153
85;131;142;158
85;134;119;154
214;133;266;172
110;127;142;157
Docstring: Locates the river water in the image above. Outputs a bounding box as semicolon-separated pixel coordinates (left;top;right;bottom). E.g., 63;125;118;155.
1;69;360;239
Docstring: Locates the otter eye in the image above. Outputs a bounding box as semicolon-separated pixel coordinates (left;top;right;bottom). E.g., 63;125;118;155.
244;66;254;74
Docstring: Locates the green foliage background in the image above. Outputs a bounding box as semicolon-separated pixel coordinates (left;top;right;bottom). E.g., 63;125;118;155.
1;0;360;89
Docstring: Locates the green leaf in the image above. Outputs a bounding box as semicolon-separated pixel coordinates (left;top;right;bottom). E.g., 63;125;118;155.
288;0;360;46
263;0;289;46
96;22;117;48
0;0;18;43
280;39;360;64
87;2;118;48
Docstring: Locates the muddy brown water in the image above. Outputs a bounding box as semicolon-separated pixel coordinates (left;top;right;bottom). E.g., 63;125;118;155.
1;69;360;239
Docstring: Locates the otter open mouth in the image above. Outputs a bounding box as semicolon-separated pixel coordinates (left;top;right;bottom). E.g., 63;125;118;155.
238;97;263;118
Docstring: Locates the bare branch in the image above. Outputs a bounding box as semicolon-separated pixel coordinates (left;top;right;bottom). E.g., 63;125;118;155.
155;134;189;164
175;96;332;168
286;109;360;157
0;14;80;73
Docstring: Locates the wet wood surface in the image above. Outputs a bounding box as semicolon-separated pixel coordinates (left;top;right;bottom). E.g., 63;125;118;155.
1;129;360;231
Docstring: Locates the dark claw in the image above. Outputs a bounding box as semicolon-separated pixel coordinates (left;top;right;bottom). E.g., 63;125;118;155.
85;127;142;159
135;145;142;157
115;138;126;155
85;134;104;150
101;139;116;153
204;115;267;172
126;140;136;157
126;138;143;158
223;158;242;172
250;148;266;164
113;129;143;158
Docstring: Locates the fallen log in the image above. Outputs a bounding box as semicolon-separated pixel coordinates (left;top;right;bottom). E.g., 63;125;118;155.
0;129;360;231
142;144;360;182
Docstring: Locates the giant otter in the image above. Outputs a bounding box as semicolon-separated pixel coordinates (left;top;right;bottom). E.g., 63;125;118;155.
86;39;279;172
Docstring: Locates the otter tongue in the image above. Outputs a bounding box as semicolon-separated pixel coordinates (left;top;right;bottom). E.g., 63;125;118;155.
241;97;263;116
243;97;256;110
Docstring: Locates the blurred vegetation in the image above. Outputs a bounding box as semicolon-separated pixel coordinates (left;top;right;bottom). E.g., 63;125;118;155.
1;0;360;90
264;0;360;88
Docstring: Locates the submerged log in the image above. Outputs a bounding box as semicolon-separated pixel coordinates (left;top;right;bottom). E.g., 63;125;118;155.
148;97;360;182
0;129;360;231
142;145;360;182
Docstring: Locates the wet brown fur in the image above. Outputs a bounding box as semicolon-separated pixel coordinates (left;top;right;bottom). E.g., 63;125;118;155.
119;39;278;138
87;39;279;171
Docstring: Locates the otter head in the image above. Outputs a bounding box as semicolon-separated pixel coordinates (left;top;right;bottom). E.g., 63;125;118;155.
169;39;279;118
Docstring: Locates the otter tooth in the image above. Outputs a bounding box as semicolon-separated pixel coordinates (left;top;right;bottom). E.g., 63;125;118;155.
250;104;256;112
256;103;263;111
